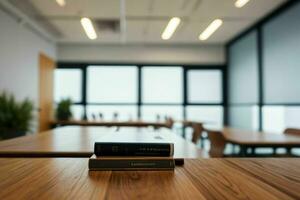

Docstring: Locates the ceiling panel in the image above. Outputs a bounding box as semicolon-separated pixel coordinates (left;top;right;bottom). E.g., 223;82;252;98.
126;0;152;17
150;0;195;17
126;20;147;42
191;0;285;19
50;19;84;40
7;0;287;44
202;20;254;44
146;20;171;43
30;0;120;18
51;19;120;43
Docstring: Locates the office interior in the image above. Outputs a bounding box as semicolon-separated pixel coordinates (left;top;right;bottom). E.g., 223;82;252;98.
1;0;300;154
2;1;300;199
0;1;300;162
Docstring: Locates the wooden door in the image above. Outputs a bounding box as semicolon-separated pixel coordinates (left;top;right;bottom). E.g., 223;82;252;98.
39;53;55;132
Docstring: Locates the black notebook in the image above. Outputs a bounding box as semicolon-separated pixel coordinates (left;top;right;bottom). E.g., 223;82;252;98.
94;130;174;157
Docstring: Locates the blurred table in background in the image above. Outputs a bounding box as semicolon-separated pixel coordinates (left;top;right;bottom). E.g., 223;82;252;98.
51;120;172;129
0;126;207;158
205;126;300;156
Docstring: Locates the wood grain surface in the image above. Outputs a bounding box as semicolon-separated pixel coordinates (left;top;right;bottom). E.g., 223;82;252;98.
228;159;300;199
0;158;299;200
0;126;207;158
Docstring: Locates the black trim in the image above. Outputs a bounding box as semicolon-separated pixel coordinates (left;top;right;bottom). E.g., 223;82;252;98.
137;66;142;119
183;67;188;121
83;103;138;106
58;62;224;69
82;67;87;120
257;27;263;131
225;39;230;126
223;63;228;126
186;103;224;106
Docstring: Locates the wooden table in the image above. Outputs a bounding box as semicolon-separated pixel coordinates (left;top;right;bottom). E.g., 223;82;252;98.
206;126;300;156
52;120;170;128
0;158;299;200
0;126;206;158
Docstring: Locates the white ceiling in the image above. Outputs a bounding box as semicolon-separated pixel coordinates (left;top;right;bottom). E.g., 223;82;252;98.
8;0;286;44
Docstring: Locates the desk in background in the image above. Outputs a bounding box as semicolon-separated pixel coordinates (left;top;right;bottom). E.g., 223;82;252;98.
51;120;171;129
205;126;300;156
0;126;207;158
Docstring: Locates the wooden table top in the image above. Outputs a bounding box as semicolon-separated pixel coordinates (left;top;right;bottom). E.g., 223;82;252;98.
0;126;207;158
0;158;299;200
205;126;300;147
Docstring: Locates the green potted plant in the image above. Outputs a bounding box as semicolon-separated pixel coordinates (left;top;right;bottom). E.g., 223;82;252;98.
0;92;34;140
56;98;73;121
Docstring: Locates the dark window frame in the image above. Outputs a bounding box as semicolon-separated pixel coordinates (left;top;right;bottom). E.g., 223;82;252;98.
56;62;226;121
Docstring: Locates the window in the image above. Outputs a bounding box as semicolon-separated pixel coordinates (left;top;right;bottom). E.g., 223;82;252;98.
141;106;183;122
86;105;138;121
228;106;259;130
55;64;225;126
54;69;82;102
142;67;183;104
186;106;223;127
263;106;300;133
187;70;222;103
87;66;138;103
263;3;300;104
228;31;259;104
71;105;84;120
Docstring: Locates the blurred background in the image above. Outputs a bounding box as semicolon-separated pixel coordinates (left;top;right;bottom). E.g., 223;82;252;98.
0;0;299;142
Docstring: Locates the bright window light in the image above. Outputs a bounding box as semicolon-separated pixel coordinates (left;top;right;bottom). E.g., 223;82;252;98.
80;17;98;40
235;0;250;8
56;0;66;7
199;19;223;41
142;67;183;103
87;66;138;103
161;17;181;40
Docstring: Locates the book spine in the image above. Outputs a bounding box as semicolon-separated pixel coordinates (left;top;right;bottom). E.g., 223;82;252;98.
89;159;175;171
94;143;174;157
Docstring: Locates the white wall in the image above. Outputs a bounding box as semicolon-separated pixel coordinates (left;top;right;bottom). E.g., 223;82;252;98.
58;44;225;65
0;8;56;132
0;9;56;104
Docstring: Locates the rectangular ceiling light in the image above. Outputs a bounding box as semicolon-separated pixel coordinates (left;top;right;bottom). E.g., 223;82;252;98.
56;0;66;7
161;17;181;40
199;19;223;41
235;0;250;8
80;17;98;40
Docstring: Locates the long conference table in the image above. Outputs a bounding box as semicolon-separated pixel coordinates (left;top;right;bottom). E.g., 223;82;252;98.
1;126;300;199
